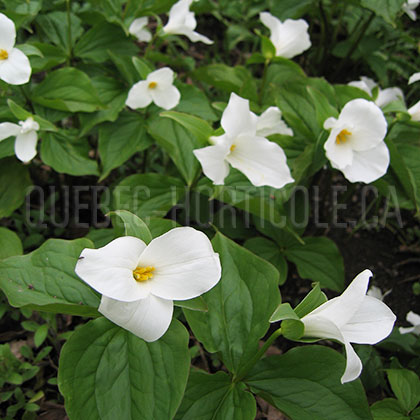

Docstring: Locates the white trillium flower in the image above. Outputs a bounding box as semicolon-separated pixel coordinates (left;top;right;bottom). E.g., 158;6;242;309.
323;98;389;183
408;72;420;85
259;11;311;59
0;13;31;85
408;100;420;121
366;285;392;301
128;17;152;42
193;93;294;188
163;0;213;45
402;0;419;20
399;311;420;335
125;67;181;110
348;76;404;108
75;227;221;342
255;107;293;137
301;269;396;383
0;116;40;162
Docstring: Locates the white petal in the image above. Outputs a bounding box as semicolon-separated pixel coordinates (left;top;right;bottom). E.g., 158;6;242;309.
0;48;31;85
256;107;293;137
221;93;257;139
407;311;420;326
148;67;174;86
0;13;16;51
341;296;396;344
375;87;404;108
99;295;173;342
14;131;38;163
324;128;354;170
150;84;181;110
75;236;151;302
341;341;363;383
193;141;230;185
182;29;213;44
0;122;20;141
164;0;194;33
260;12;281;46
125;81;152;109
360;76;377;91
339;99;387;152
302;314;345;343
348;80;372;96
408;100;420;121
275;19;311;59
399;326;417;335
341;141;389;183
408;72;420;84
129;17;152;42
366;286;384;300
226;134;294;188
307;270;372;328
323;117;338;130
137;227;221;301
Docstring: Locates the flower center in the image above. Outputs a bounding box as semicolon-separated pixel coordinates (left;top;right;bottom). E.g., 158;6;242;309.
0;49;8;60
148;81;158;89
230;144;236;152
335;129;352;145
133;266;155;282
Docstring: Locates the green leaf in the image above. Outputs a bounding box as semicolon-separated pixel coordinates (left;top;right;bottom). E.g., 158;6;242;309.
74;22;138;63
175;371;256;420
29;42;67;73
0;158;32;219
132;56;153;79
34;324;48;348
7;99;57;132
0;137;14;159
109;210;152;244
40;131;99;176
32;68;103;113
246;346;373;420
270;303;299;323
147;115;204;185
371;398;407;420
307;86;339;129
108;49;138;85
0;227;23;260
0;238;100;316
111;173;186;219
285;237;345;291
184;233;281;373
281;319;304;340
386;369;420;413
294;283;328;318
261;35;276;60
360;0;405;25
58;317;190;420
16;43;43;57
98;112;152;181
174;296;208;312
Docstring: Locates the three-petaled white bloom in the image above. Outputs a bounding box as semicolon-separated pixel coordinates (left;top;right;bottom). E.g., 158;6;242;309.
348;76;404;108
126;67;181;110
301;269;396;383
408;100;420;122
255;107;293;137
403;0;419;20
0;117;40;163
128;17;152;42
399;311;420;335
259;11;311;59
323;98;389;183
408;72;420;85
0;13;31;85
193;93;294;188
163;0;213;45
75;227;221;342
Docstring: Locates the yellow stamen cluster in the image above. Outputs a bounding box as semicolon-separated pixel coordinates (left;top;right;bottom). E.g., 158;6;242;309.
0;49;8;60
133;266;155;282
148;81;157;89
336;129;351;145
230;144;236;152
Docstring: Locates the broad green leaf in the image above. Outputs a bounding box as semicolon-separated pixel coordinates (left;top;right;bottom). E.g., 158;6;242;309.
334;85;372;109
40;131;99;176
111;173;186;219
285;237;345;291
108;50;138;85
98;112;152;181
184;233;281;373
307;86;339;129
0;137;14;159
386;369;420;413
74;22;138;63
360;0;405;25
29;42;67;72
246;346;373;420
294;283;328;318
371;398;407;420
147;115;204;185
58;317;190;420
147;218;180;238
244;237;288;285
0;158;32;219
0;238;100;316
174;297;208;312
109;210;152;244
132;56;153;79
7;99;57;132
0;227;23;260
412;407;420;419
175;371;256;420
16;43;43;57
32;68;103;113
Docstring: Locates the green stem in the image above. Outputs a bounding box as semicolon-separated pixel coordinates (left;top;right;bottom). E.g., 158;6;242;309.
233;328;282;383
331;3;347;46
258;59;270;106
66;0;72;64
122;0;132;20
